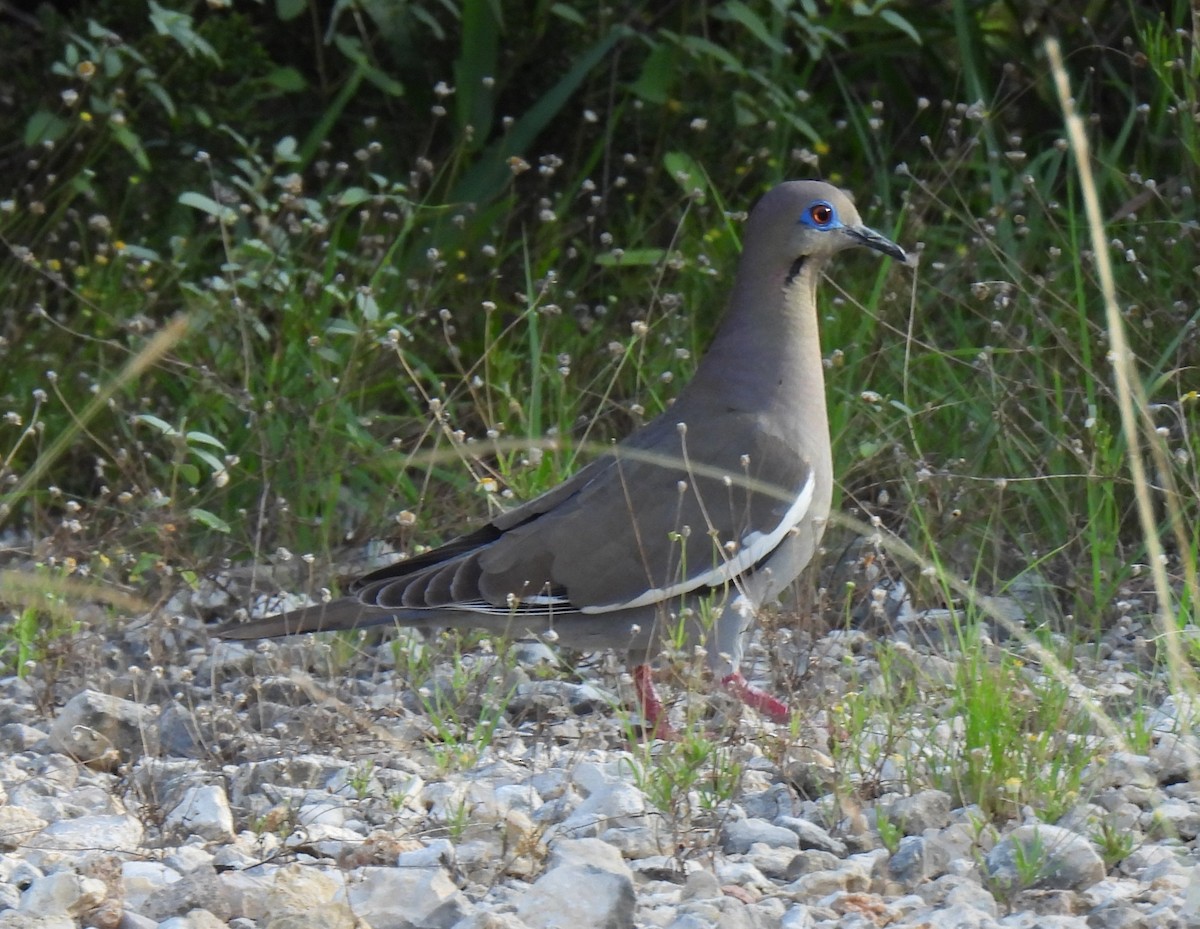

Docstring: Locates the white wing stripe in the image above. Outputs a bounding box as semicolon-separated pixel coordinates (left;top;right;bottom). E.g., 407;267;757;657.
582;470;815;614
442;596;579;615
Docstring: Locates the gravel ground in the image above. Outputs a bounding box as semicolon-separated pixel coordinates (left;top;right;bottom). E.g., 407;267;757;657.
1;574;1199;929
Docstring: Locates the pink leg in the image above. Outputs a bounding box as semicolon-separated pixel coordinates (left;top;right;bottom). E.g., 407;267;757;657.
632;664;676;738
721;672;791;723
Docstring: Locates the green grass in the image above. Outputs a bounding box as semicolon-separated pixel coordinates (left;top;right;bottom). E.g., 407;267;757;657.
1;0;1198;829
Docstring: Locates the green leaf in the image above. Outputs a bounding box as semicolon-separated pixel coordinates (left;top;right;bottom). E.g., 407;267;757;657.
680;35;743;71
879;9;922;45
274;136;299;163
265;66;306;92
117;244;160;261
355;291;380;321
595;248;666;267
333;35;404;97
111;124;151;171
134;414;179;437
630;43;675;104
24;111;70;147
335;187;373;207
409;5;447;41
455;0;501;144
190;448;226;474
177;463;200;485
550;3;586;25
664;151;707;199
102;48;124;79
141;78;178;119
189;508;231;533
276;0;307;21
184;431;226;450
721;1;790;55
326;319;361;336
178;191;235;223
147;0;221;62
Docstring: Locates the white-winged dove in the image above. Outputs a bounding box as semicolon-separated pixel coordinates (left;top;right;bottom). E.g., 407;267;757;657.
220;180;907;732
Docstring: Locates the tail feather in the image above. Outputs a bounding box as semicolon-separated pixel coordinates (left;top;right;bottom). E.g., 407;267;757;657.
217;598;393;640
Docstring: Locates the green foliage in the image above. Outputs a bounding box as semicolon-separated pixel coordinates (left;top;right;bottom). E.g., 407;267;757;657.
875;807;903;854
0;0;1198;826
7;607;42;677
407;634;518;774
1092;816;1138;868
625;726;746;825
933;637;1094;821
4;0;1195;583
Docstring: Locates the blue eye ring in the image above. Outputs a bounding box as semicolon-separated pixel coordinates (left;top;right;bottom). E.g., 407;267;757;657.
804;200;837;228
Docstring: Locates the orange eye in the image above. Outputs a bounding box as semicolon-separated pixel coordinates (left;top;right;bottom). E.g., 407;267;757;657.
809;202;834;225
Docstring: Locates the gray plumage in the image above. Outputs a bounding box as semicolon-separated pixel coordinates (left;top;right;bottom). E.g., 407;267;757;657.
220;180;907;716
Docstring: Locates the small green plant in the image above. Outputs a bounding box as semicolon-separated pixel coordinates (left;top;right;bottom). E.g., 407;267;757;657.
418;638;517;774
626;726;745;831
252;804;298;842
130;414;235;534
347;760;376;801
1010;828;1050;888
1091;817;1137;869
875;807;903;855
1123;701;1155;755
6;606;41;677
443;797;472;843
929;630;1094;822
824;640;926;802
0;567;105;681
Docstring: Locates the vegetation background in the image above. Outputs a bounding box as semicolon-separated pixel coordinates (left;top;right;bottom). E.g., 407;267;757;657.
0;0;1197;686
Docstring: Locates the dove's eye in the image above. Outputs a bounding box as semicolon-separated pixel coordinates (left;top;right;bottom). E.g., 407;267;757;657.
808;202;834;226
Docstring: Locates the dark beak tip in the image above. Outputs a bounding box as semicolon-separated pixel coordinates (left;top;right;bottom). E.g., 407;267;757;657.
850;225;909;265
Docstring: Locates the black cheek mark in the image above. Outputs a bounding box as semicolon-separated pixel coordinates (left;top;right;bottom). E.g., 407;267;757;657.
785;256;806;286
